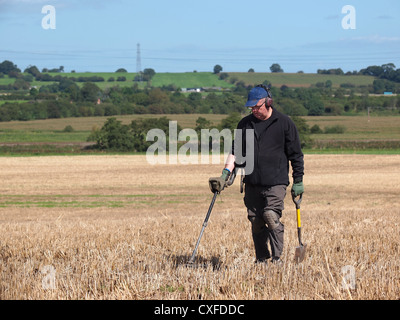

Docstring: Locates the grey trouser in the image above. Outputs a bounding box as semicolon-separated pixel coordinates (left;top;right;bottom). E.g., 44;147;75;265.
244;184;287;261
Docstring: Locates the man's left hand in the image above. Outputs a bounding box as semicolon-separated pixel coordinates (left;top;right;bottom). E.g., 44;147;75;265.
291;181;304;197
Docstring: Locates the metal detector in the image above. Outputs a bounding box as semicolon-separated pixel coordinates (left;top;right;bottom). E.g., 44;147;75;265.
187;191;218;265
187;168;239;265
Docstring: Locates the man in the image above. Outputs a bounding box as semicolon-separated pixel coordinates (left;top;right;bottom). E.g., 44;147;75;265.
209;85;304;264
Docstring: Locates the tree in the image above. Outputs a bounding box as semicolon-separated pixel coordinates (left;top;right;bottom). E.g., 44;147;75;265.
24;65;41;78
64;82;80;101
0;60;20;75
88;117;135;151
278;98;307;116
12;79;30;90
291;116;312;148
381;63;396;82
382;63;396;72
143;68;156;81
325;80;332;88
29;87;39;97
130;117;179;152
195;117;211;135
148;88;169;105
80;82;101;102
270;63;283;73
317;68;344;75
360;65;384;77
219;112;242;131
213;64;223;74
306;98;324;116
219;72;229;80
116;68;127;72
373;79;386;94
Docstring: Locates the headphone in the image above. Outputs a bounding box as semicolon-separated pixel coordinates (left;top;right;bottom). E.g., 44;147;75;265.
255;84;273;108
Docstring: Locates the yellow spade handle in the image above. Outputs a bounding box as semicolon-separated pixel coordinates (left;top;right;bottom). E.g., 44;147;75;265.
296;208;301;228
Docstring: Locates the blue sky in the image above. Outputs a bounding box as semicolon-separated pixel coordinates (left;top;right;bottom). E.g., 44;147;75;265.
1;0;399;73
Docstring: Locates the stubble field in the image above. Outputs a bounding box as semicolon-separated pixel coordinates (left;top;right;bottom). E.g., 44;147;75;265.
0;154;399;300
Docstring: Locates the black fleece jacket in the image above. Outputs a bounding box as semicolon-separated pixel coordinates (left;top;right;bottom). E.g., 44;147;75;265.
233;109;304;187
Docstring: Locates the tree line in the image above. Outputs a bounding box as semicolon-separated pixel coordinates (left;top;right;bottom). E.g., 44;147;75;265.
1;80;399;122
1;83;398;123
0;60;400;122
86;113;315;152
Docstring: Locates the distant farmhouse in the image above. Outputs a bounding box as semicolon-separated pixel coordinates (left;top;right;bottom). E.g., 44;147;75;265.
181;88;202;93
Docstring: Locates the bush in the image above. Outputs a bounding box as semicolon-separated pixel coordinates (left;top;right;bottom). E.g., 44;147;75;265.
306;99;324;116
63;125;74;132
218;112;241;131
87;117;135;151
88;116;180;152
291;116;312;148
324;125;346;134
278;98;308;116
310;124;323;134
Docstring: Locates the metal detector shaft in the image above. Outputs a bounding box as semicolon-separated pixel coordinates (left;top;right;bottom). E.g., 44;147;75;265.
188;191;218;264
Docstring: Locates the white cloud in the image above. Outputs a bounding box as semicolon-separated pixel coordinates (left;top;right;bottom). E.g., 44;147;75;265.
0;0;58;15
325;14;339;20
0;0;52;3
377;15;394;20
349;35;400;43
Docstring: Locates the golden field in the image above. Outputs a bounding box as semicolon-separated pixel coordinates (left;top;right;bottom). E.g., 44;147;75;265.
0;154;399;300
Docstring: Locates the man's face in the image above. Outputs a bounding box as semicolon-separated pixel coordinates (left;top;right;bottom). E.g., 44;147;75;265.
250;98;269;120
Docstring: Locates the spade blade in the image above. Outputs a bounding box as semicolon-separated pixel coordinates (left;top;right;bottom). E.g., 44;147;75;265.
294;243;307;263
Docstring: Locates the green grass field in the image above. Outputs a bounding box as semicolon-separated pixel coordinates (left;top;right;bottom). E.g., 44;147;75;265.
1;72;233;90
0;71;376;91
304;115;400;141
0;100;26;105
0;77;15;86
0;129;89;143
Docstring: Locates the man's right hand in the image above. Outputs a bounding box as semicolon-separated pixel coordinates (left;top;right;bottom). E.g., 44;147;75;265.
209;169;230;193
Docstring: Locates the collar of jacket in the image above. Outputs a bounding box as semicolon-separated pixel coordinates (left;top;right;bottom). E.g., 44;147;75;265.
249;108;279;128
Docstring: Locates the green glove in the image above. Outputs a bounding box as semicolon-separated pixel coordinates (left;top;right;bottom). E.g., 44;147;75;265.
291;181;304;197
209;169;231;193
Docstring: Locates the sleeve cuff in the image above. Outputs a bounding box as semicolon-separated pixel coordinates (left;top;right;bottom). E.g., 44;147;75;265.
294;177;303;184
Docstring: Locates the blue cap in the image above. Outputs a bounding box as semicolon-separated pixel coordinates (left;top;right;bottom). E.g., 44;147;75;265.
245;87;269;108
